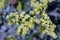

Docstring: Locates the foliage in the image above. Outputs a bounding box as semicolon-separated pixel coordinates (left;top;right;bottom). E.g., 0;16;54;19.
5;35;15;40
0;0;8;9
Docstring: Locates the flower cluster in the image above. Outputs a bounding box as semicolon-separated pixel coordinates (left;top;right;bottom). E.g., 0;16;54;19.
6;0;57;38
6;12;34;36
31;0;57;38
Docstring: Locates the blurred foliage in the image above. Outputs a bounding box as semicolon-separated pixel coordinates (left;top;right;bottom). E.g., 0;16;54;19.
5;35;15;40
17;2;22;11
0;0;8;9
6;0;57;39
